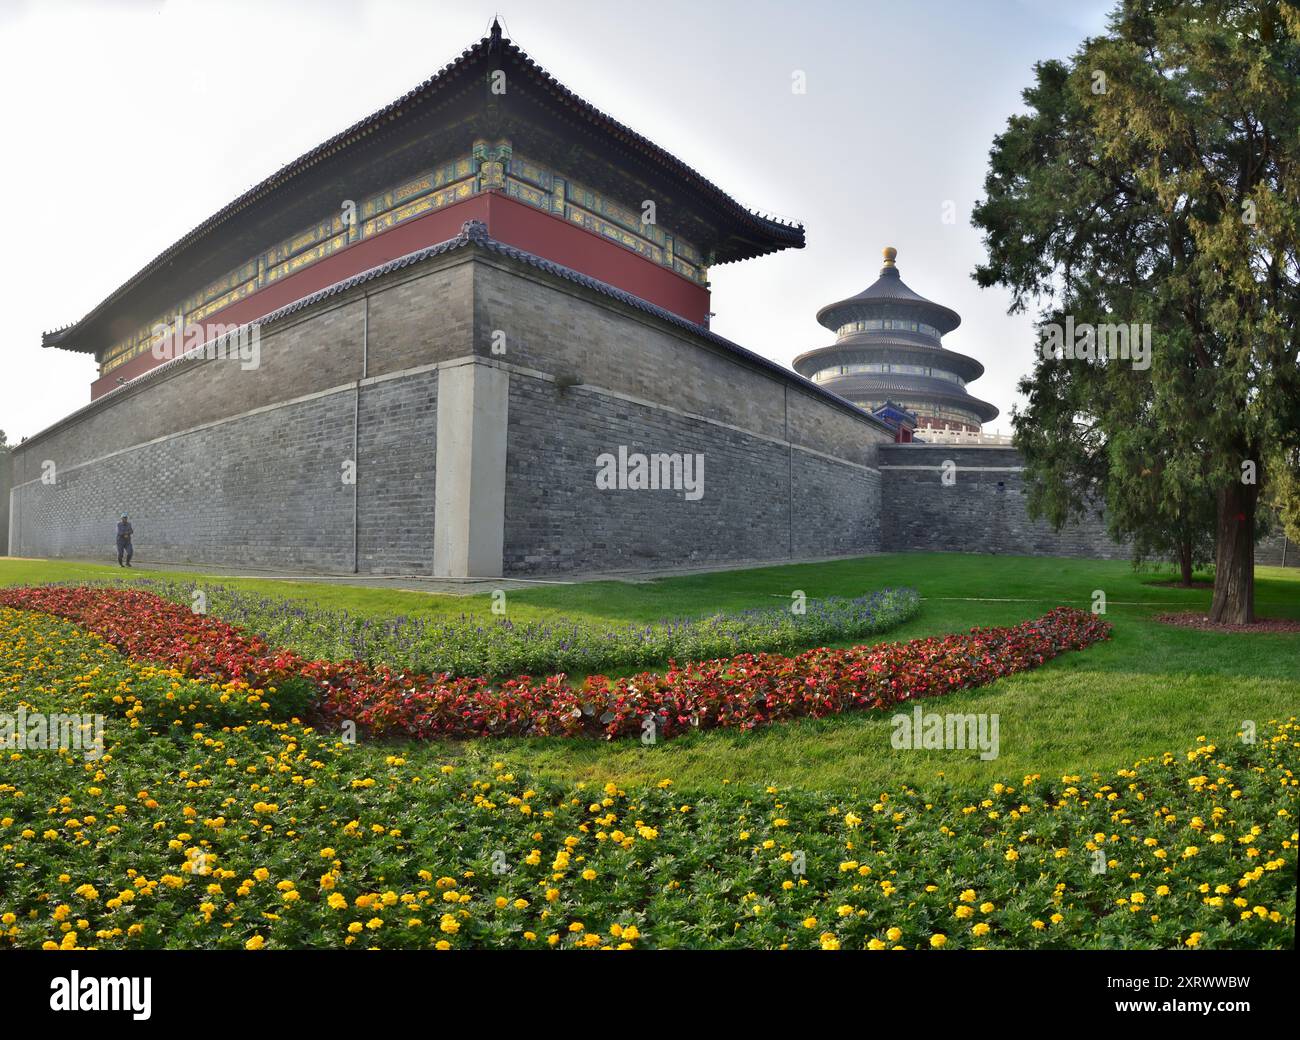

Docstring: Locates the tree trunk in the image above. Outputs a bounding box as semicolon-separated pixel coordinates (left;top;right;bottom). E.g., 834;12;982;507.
1178;536;1194;587
1208;480;1257;624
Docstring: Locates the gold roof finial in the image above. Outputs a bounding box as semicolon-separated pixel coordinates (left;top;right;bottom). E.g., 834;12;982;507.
882;246;898;267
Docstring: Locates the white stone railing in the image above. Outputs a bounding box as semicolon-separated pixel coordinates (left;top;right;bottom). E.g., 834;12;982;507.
916;428;1015;445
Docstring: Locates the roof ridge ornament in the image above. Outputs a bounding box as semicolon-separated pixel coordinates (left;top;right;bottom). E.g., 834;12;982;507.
489;17;503;49
461;219;490;243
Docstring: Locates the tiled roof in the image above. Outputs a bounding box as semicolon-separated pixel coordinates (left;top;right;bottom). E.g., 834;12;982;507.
816;264;962;335
43;20;803;354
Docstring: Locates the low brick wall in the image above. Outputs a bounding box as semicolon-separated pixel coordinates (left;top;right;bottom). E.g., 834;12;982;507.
1257;530;1299;568
878;443;1129;559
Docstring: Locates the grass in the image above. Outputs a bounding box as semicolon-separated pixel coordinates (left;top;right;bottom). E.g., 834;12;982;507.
2;552;1297;797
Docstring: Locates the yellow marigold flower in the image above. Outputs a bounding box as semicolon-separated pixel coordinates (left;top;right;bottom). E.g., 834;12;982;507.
930;934;947;948
245;935;265;950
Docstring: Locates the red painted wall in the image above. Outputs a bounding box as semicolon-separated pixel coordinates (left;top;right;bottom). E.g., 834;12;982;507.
481;193;711;324
90;191;711;399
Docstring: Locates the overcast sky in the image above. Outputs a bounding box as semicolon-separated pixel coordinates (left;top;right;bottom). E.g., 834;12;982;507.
0;0;1114;443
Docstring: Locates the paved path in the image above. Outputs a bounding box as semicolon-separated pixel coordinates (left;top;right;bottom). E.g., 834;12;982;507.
62;553;881;597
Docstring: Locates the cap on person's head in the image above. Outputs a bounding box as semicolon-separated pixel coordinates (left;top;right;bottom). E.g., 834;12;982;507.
121;513;128;519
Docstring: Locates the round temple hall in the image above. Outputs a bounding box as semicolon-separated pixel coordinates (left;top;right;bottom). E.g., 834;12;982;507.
793;247;998;436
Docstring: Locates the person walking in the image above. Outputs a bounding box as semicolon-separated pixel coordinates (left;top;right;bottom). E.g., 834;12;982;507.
116;513;134;567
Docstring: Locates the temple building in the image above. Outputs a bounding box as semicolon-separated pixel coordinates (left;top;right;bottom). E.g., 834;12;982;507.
9;22;897;578
792;247;998;436
46;19;803;401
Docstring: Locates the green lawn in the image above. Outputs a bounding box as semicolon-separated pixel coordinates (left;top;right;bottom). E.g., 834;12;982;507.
2;552;1297;797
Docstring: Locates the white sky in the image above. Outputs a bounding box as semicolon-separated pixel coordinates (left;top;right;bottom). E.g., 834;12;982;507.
0;0;1113;443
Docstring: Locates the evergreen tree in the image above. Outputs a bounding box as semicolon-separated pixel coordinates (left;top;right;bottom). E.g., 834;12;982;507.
973;0;1300;622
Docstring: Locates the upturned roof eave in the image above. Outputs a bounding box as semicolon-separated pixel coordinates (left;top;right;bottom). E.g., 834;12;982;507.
791;340;986;382
814;295;962;335
813;372;1000;423
40;24;803;356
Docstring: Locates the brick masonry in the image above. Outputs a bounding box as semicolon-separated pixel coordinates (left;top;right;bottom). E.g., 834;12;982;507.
8;243;1291;575
479;257;886;574
501;371;881;574
0;450;10;554
8;371;437;572
1256;530;1298;568
878;444;1130;559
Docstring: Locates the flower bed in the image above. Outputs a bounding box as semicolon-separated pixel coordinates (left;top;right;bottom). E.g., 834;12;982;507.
0;606;1293;951
81;578;924;679
0;585;1111;742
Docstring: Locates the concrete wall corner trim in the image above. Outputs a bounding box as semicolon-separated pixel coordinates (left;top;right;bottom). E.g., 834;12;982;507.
433;359;509;577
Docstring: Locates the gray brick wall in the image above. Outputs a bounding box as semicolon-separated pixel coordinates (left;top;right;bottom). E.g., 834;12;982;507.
0;449;10;555
11;389;356;569
472;259;891;469
501;372;879;574
878;444;1130;559
9;371;437;573
9;254;472;487
355;372;438;572
1256;530;1299;568
482;257;889;575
